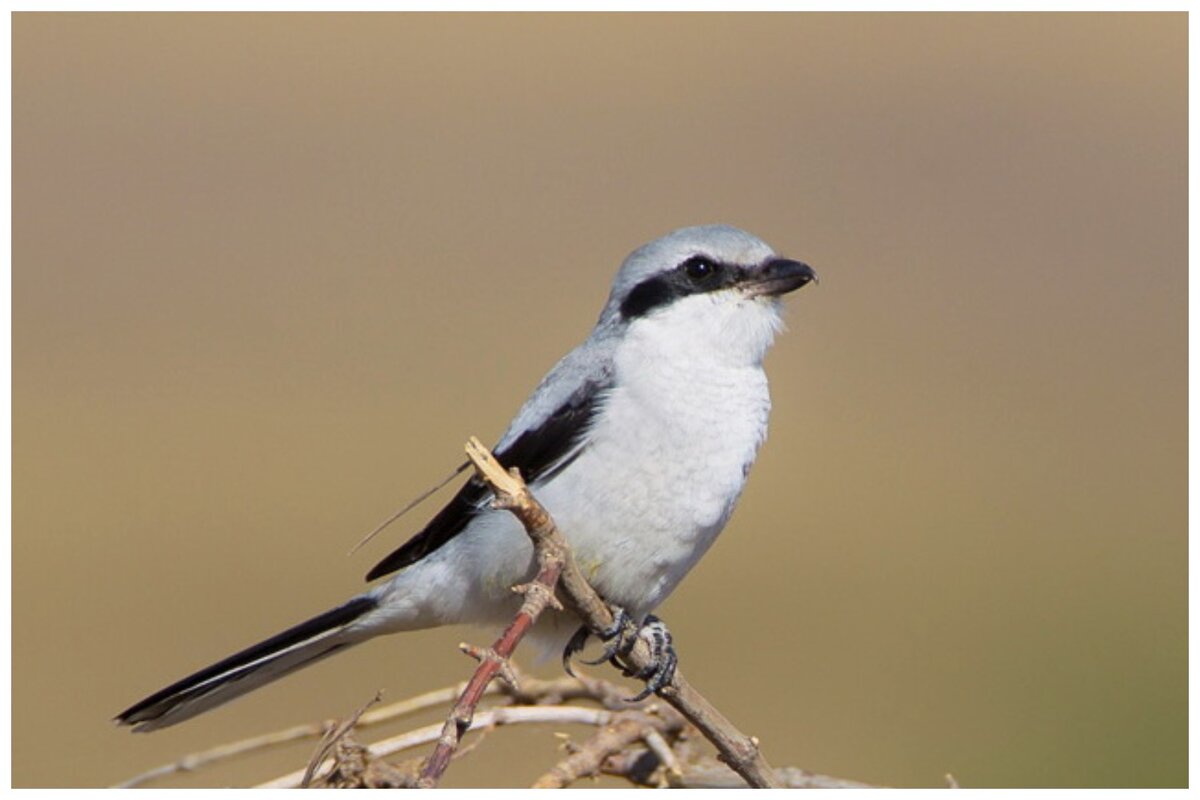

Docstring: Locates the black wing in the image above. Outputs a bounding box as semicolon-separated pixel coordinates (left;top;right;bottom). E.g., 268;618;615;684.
364;380;608;582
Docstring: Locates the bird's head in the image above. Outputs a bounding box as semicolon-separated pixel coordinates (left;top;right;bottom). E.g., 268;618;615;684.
598;224;817;365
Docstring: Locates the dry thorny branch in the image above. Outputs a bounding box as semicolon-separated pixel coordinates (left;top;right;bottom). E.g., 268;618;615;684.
117;437;894;789
121;669;874;789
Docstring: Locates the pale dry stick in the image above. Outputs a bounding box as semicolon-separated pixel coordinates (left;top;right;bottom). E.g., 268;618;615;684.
358;682;495;725
114;721;332;788
531;708;689;789
642;727;685;787
258;705;615;789
506;671;626;708
464;436;784;788
604;755;880;789
415;438;571;787
114;680;502;788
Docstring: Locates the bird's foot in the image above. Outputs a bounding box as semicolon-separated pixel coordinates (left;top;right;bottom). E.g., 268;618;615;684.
561;609;678;702
561;605;632;677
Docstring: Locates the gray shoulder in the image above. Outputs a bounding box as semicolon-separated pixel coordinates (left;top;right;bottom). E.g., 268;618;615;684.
495;332;618;454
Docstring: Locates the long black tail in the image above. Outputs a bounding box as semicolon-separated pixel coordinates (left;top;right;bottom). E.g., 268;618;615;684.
115;595;378;732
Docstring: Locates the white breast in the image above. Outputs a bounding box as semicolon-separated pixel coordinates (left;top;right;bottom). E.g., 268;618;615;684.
538;292;780;617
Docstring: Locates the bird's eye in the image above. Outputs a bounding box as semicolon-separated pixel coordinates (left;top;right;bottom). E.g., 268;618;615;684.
682;256;718;282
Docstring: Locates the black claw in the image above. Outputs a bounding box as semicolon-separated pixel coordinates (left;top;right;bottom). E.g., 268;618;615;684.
561;606;635;677
561;625;591;678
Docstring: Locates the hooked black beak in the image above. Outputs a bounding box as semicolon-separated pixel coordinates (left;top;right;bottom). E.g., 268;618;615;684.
745;257;818;297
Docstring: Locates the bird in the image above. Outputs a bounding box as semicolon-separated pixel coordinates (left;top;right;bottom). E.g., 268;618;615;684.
115;224;817;732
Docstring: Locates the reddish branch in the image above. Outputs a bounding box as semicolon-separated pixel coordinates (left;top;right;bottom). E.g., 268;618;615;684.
121;668;881;788
415;439;568;787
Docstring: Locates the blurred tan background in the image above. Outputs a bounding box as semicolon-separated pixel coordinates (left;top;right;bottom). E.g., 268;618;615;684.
12;12;1185;788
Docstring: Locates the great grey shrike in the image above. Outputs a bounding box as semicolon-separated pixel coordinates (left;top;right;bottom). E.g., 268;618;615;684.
116;224;817;731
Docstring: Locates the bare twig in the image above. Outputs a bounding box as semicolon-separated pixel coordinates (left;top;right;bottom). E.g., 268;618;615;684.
604;755;880;789
641;727;685;787
532;710;678;788
125;663;881;789
114;721;333;788
258;705;616;788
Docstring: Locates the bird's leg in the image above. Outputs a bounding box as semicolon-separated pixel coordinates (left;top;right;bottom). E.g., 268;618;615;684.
561;605;632;677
